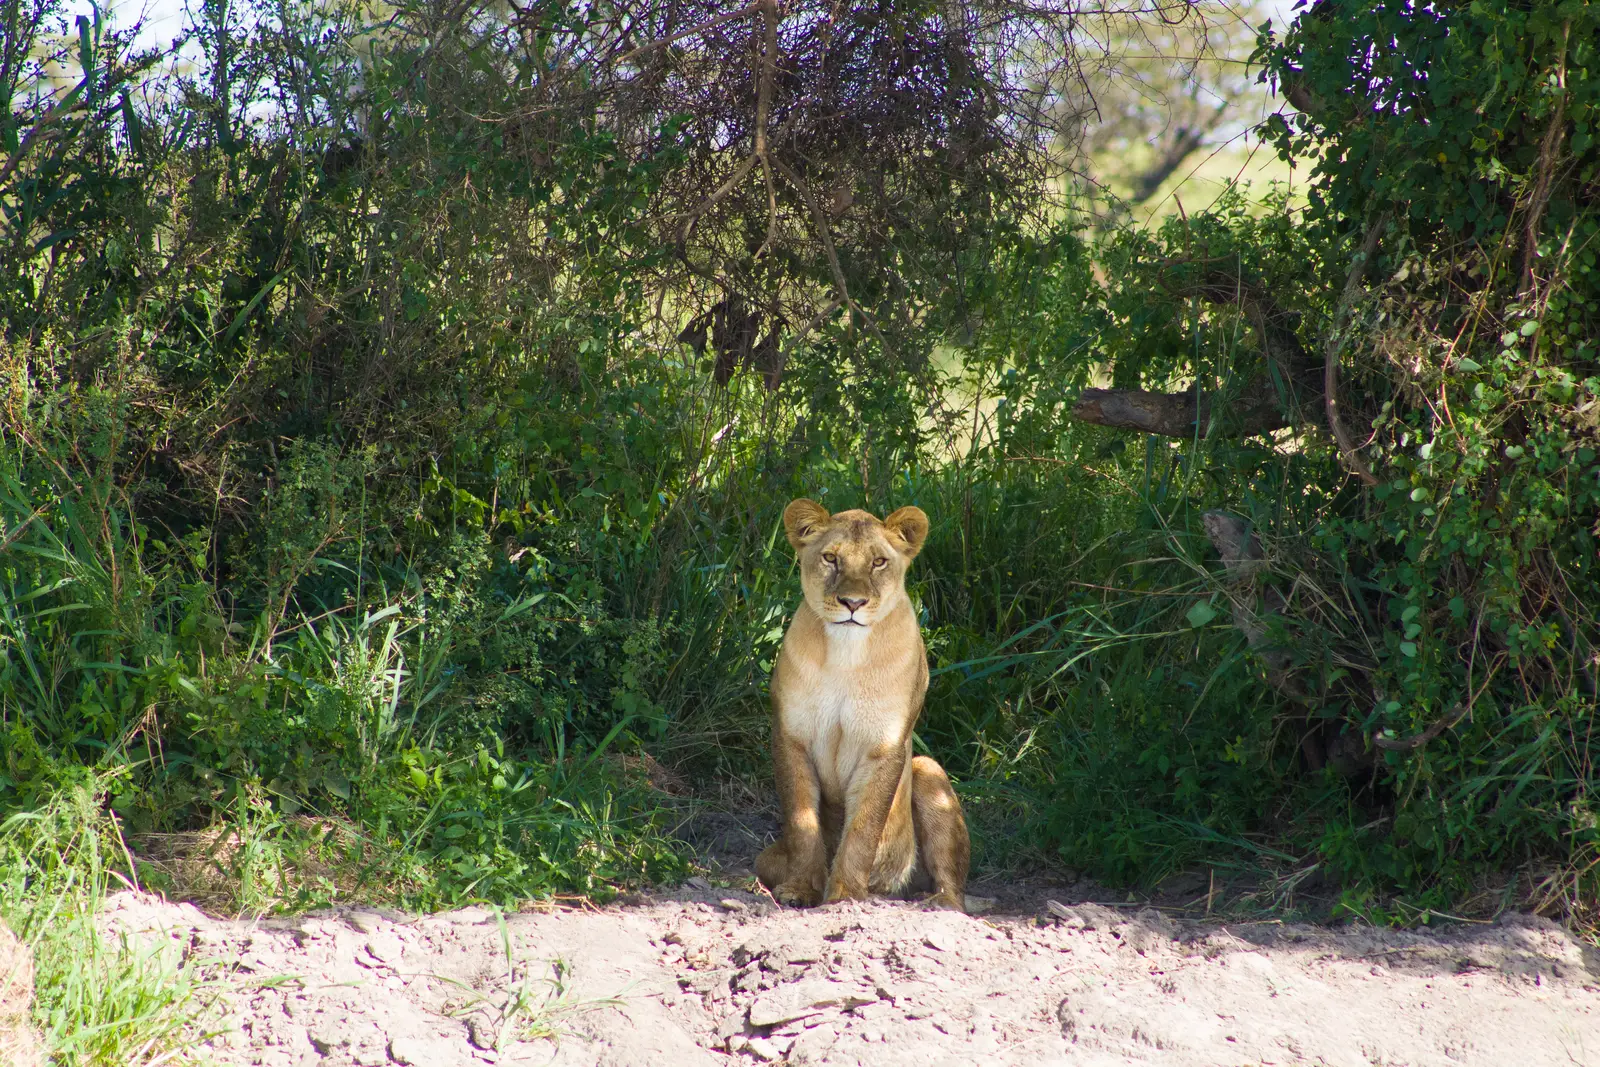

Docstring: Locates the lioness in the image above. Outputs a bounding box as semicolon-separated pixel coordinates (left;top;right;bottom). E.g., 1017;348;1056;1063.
756;499;970;911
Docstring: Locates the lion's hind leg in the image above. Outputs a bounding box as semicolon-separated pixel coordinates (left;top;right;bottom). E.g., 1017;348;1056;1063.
909;755;970;911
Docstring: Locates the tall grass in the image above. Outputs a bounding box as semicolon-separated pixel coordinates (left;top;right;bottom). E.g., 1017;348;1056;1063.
0;780;222;1065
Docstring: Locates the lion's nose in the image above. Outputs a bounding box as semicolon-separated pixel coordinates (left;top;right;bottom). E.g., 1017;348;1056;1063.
839;596;868;613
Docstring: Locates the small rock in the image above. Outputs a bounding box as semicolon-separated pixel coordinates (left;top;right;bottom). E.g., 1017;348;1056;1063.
716;1010;749;1041
923;931;952;952
749;981;874;1027
686;876;714;892
388;1036;438;1065
743;1036;782;1061
718;898;748;913
351;1045;389;1066
964;895;997;915
1046;900;1087;929
345;910;386;935
306;1024;348;1054
465;1014;497;1050
365;935;405;965
1134;907;1178;942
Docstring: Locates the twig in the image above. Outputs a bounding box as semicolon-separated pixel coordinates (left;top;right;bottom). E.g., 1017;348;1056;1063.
1521;20;1571;293
1323;213;1388;487
618;1;764;64
677;155;758;249
753;0;780;260
1372;703;1468;752
774;157;891;356
672;1;777;253
0;90;86;190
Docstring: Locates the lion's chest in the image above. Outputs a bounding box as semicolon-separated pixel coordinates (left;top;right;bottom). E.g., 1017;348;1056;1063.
778;628;906;800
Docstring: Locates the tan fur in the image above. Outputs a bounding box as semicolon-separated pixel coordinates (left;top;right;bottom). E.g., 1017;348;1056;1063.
756;499;970;911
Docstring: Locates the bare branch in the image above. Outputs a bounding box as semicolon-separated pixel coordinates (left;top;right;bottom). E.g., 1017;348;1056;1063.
0;88;87;191
1159;262;1312;372
676;153;759;250
1072;384;1289;437
618;1;763;64
753;0;780;261
1372;704;1467;752
1521;19;1571;293
774;156;890;356
1128;101;1228;204
1323;213;1388;487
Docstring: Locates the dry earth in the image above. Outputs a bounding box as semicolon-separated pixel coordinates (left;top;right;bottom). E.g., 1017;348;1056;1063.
101;881;1600;1067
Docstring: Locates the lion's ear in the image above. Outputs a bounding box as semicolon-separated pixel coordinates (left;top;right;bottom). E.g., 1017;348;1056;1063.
784;499;831;550
882;506;930;559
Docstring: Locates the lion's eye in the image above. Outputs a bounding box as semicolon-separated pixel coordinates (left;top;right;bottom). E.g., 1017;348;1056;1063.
872;557;888;569
822;553;837;565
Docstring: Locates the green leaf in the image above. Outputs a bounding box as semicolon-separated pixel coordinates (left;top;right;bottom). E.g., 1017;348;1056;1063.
1186;601;1218;628
1455;357;1481;372
33;228;77;253
222;267;290;346
323;770;351;799
120;92;143;157
1399;641;1418;658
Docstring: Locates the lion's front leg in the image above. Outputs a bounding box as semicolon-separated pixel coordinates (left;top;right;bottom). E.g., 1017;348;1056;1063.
825;744;906;903
760;734;827;907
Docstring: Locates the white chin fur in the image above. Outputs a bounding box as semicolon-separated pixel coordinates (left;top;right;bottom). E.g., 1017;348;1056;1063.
824;619;873;666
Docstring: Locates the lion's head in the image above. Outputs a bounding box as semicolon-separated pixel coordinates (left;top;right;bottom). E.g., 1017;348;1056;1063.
783;499;929;629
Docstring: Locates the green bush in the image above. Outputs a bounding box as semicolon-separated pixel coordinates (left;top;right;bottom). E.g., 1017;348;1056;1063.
1;0;1596;943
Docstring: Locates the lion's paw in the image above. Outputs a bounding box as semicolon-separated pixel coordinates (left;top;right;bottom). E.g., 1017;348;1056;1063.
772;880;823;908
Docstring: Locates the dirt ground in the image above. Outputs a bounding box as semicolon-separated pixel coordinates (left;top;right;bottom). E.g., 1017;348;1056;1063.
101;872;1600;1067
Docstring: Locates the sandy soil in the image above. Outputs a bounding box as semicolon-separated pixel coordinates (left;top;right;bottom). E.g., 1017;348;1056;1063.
101;879;1600;1067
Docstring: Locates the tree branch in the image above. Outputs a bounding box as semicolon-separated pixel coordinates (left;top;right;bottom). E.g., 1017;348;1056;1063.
753;0;780;260
618;1;764;64
1521;19;1570;294
774;156;891;357
669;2;773;252
1323;213;1388;487
1159;263;1313;373
1372;704;1466;752
1072;385;1289;438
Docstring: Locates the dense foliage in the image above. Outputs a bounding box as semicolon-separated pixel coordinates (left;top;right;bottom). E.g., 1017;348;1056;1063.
1248;0;1600;918
0;0;1595;941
